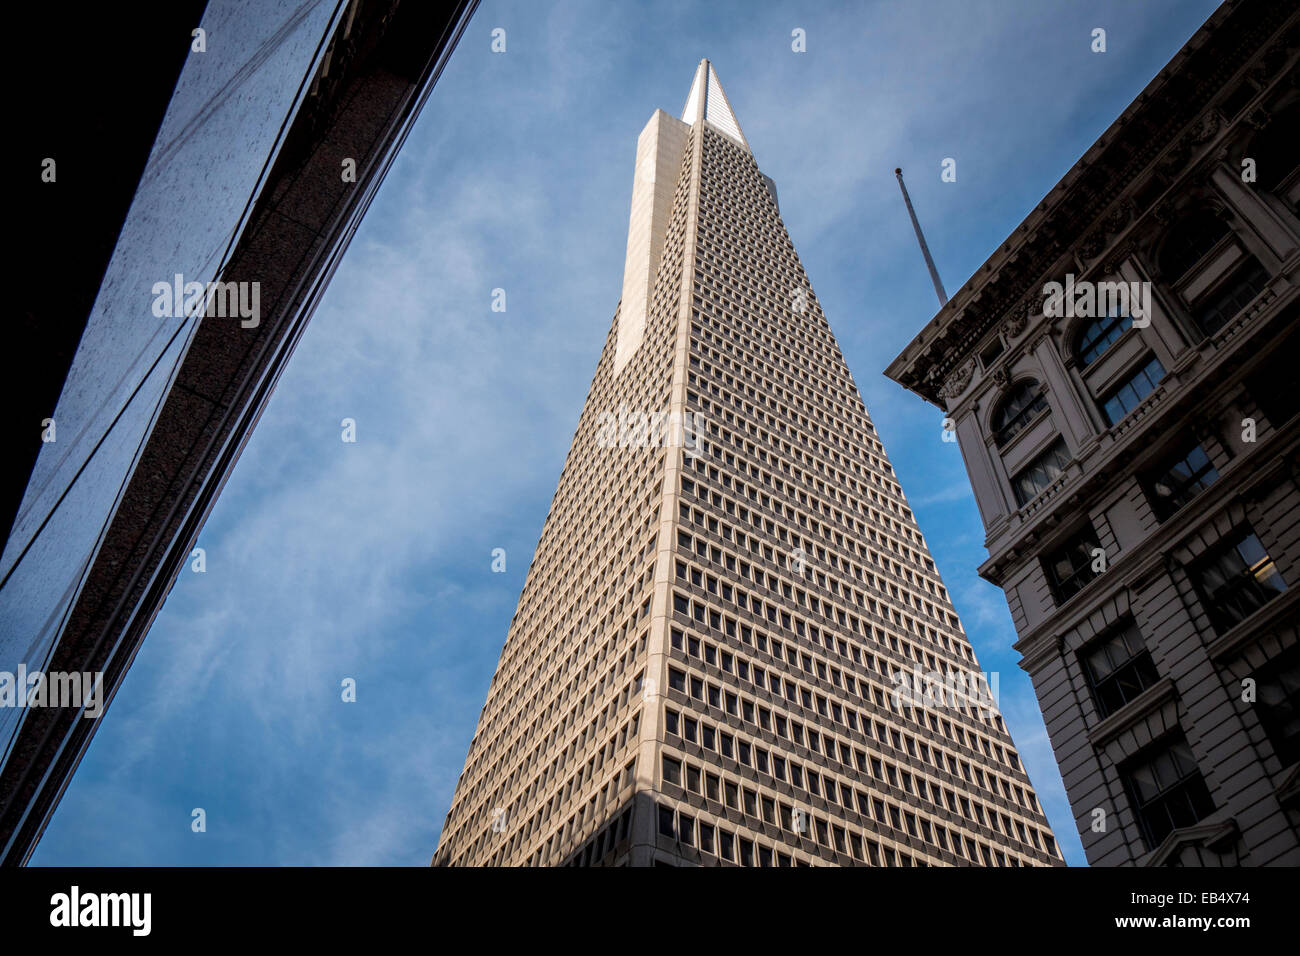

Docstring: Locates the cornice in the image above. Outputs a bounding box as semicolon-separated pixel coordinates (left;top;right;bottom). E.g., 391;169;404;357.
885;0;1300;406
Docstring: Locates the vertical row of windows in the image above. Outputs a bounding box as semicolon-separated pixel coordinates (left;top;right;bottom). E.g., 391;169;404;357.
967;92;1296;866
1068;519;1292;853
655;125;1058;867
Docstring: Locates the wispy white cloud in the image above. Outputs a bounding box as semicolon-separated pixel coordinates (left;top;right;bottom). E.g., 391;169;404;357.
35;0;1223;868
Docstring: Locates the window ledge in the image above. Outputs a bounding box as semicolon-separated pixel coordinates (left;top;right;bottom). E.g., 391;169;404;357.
1015;458;1080;520
1087;676;1178;749
1142;816;1240;867
1205;586;1300;663
1104;380;1170;442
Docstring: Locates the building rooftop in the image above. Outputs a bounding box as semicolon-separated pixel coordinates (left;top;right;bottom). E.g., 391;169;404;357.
883;0;1286;406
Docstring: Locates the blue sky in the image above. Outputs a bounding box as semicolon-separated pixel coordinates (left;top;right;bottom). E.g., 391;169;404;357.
33;0;1223;867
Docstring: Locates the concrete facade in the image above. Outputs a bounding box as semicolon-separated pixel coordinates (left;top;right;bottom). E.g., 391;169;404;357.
433;62;1063;867
886;0;1300;866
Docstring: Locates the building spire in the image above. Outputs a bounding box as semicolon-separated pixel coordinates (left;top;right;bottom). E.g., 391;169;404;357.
682;59;748;151
895;167;948;307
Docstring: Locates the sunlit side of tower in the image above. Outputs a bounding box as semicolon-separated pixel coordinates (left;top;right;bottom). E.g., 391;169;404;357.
432;61;1063;866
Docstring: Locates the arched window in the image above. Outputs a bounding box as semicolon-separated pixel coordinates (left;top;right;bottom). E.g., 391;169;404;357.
1075;311;1132;367
1157;210;1231;281
992;380;1048;447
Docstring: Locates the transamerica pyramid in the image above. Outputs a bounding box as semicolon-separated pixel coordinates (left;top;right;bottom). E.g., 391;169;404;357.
432;60;1063;867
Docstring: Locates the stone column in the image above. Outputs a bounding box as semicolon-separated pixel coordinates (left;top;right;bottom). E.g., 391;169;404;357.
1033;332;1099;451
951;407;1011;528
1211;162;1298;266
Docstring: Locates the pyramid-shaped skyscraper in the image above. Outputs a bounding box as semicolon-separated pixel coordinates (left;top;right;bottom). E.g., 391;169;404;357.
432;61;1063;867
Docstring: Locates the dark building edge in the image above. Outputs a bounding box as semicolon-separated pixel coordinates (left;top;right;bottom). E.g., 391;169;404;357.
6;2;211;549
0;0;480;866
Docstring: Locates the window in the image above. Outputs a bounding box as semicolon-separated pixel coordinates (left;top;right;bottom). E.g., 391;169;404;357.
699;824;716;855
992;380;1048;447
718;829;734;862
1189;527;1286;633
1075;311;1132;367
979;337;1005;368
1192;256;1270;337
1143;443;1219;520
1043;523;1102;605
1254;645;1300;768
705;772;720;801
738;838;754;866
657;805;676;838
662;755;681;786
1101;355;1164;425
1011;437;1071;506
1079;619;1160;717
1157;211;1231;282
1122;737;1215;850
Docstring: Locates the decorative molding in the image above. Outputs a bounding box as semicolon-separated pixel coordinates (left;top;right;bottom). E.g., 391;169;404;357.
1103;197;1135;235
1243;105;1271;130
1024;324;1054;355
1004;298;1033;338
884;0;1296;408
939;358;977;400
1079;231;1107;262
1145;818;1241;867
1191;109;1222;143
1103;240;1136;276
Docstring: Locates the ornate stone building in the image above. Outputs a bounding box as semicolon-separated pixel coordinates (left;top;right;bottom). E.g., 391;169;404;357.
886;0;1299;865
433;61;1063;867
